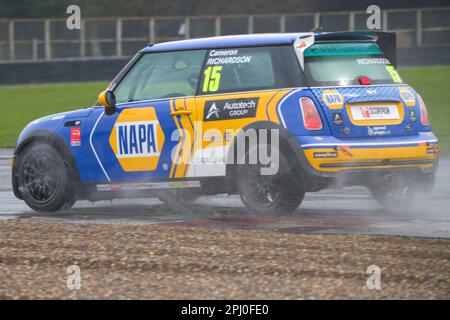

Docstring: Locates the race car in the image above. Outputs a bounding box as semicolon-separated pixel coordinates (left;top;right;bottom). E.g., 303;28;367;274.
11;31;439;214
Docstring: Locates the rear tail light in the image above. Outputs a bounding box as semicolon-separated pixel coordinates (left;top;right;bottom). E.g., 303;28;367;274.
299;97;323;130
418;94;430;126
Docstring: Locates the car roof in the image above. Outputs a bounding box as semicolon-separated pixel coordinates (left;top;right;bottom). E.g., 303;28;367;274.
141;33;311;52
140;31;393;55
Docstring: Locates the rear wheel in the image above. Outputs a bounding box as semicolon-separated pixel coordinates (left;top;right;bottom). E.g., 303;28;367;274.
369;172;434;210
17;144;74;212
238;150;304;216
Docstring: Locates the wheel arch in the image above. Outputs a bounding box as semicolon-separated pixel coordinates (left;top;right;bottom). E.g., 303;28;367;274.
225;121;304;191
12;130;81;199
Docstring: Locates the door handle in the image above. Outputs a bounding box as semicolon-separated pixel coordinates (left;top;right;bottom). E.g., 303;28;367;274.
171;109;192;116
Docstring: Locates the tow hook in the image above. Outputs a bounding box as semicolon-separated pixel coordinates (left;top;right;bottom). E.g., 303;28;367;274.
334;146;353;157
426;142;440;158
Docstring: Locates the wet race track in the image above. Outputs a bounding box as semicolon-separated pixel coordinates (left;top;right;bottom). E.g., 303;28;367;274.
1;148;449;239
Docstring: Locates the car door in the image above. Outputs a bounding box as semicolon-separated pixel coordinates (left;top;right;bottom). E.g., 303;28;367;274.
191;45;304;178
89;49;206;183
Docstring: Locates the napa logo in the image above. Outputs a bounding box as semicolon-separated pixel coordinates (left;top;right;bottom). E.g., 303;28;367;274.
109;107;165;172
324;93;342;104
116;121;159;158
322;90;344;109
399;87;416;107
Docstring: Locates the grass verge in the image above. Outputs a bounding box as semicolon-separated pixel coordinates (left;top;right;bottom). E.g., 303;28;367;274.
0;65;448;150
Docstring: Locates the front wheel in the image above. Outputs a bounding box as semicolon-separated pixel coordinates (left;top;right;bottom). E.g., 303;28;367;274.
157;189;201;213
238;151;305;216
17;144;74;212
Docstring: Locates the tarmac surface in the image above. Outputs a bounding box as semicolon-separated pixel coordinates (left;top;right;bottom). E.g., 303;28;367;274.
0;148;449;239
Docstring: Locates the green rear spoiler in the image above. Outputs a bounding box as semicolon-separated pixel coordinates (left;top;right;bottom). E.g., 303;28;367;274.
314;31;397;67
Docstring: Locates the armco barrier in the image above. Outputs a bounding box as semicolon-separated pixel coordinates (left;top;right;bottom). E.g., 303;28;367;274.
0;57;129;85
0;45;449;85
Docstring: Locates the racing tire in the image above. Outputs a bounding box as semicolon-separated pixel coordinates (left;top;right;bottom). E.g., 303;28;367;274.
62;196;77;210
369;172;434;211
17;143;74;212
238;149;305;216
157;189;201;213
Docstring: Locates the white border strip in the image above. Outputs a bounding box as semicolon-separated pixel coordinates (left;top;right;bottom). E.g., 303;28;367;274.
89;111;111;182
301;139;438;149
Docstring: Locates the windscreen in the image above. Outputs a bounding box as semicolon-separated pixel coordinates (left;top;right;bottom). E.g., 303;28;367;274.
304;42;403;86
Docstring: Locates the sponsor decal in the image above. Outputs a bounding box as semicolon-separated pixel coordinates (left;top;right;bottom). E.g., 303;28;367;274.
399;87;416;106
206;49;252;66
293;34;314;69
313;151;338;158
30;114;65;125
332;112;343;125
116;121;159;158
296;41;307;49
386;65;402;83
366;89;377;95
203;98;259;121
336;146;353;157
51;115;66;121
324;93;343;105
109;107;165;172
198;156;226;164
322;90;344;109
340;126;351;135
351;104;399;121
70;127;81;146
409;110;417;122
205;103;220;120
305;42;382;57
367;126;391;136
202;66;222;92
202;49;254;92
357;58;390;65
343;93;360;98
96;180;201;191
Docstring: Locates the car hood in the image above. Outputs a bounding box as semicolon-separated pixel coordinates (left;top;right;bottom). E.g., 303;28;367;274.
28;107;95;125
16;107;96;150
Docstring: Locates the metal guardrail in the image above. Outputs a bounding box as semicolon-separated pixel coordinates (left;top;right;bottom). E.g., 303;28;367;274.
0;7;449;61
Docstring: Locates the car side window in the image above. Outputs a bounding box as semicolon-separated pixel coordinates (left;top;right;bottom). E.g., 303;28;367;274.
114;50;206;103
199;45;303;95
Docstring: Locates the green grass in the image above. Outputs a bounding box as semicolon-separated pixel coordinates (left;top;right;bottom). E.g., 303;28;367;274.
0;82;108;147
0;65;449;149
399;65;450;153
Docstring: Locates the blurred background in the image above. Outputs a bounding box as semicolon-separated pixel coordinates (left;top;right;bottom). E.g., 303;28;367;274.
1;0;449;64
0;0;449;149
0;0;450;84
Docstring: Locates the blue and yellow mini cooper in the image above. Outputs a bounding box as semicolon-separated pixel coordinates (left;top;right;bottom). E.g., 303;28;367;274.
12;31;439;214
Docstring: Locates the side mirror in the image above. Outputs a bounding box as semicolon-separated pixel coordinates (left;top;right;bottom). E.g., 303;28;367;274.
98;90;116;114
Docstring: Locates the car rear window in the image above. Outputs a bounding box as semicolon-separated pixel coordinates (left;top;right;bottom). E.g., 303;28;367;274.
199;45;303;95
304;42;403;86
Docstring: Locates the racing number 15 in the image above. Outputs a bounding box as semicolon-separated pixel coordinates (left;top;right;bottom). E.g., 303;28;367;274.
202;66;222;92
